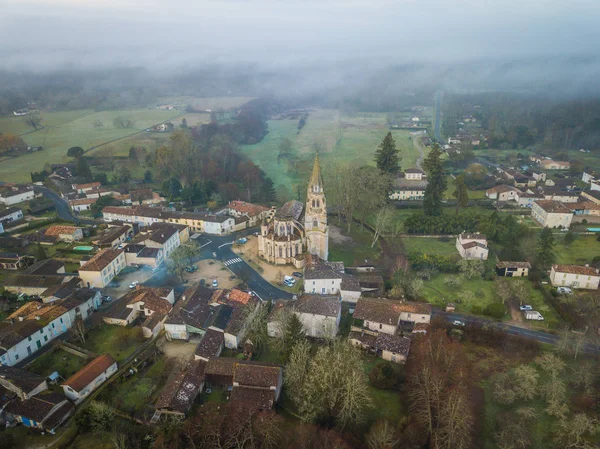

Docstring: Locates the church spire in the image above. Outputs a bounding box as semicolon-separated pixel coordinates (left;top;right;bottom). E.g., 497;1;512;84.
308;151;323;193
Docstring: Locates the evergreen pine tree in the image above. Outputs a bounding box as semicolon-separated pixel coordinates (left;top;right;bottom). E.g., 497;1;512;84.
423;144;447;216
536;226;556;269
284;313;306;355
374;132;401;174
452;174;469;214
34;244;47;261
75;156;92;181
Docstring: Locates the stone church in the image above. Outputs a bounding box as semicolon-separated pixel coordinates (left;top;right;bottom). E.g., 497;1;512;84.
258;153;329;268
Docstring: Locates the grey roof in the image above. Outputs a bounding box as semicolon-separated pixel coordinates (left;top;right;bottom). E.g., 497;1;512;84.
24;259;65;275
340;274;361;292
138;247;162;258
167;285;214;329
194;329;224;360
275;200;303;220
0;366;46;394
392;177;428;190
0;207;22;218
375;333;411;356
148;226;179;244
294;294;341;317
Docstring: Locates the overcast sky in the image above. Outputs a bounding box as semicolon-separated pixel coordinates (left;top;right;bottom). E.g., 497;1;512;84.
2;0;600;71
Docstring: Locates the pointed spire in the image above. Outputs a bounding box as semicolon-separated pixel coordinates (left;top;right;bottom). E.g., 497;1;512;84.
308;150;323;192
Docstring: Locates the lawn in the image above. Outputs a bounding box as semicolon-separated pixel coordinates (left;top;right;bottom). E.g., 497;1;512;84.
329;222;381;267
27;347;89;379
239;109;421;202
402;236;458;256
362;356;407;425
554;235;600;265
108;357;168;412
0;108;180;182
82;325;143;362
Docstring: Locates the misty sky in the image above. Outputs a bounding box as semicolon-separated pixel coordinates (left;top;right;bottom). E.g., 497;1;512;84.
2;0;600;70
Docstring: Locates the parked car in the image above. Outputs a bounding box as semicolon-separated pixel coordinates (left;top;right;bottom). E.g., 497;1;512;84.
237;238;248;244
557;287;573;294
452;320;465;327
284;279;295;287
102;296;112;303
519;305;533;311
212;279;218;288
292;272;303;278
128;281;140;289
200;279;205;286
185;265;198;273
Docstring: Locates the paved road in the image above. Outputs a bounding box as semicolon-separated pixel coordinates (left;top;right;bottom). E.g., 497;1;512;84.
33;185;100;226
433;309;600;355
434;90;443;143
192;232;294;301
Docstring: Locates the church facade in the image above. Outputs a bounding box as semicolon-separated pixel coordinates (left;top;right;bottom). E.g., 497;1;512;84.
257;153;329;268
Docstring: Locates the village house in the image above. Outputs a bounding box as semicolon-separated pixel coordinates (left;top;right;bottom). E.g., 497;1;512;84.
567;201;600;220
485;185;521;202
62;354;117;404
211;289;260;349
0;252;34;270
550;264;600;290
456;233;489;260
164;285;214;341
79;248;126;288
2;391;75;434
531;200;573;228
515;191;545;208
581;190;600;205
0;289;100;366
540;187;580;203
293;294;342;339
203;358;283;412
42;225;83;243
144;224;181;258
102;206;234;235
389;170;428;201
123;245;164;268
227;200;270;227
496;261;531;277
540;159;570;170
93;225;134;248
3;271;77;296
72;182;101;194
352;297;432;336
582;171;598;184
303;256;362;303
349;331;411;364
0;185;35;206
0;207;24;225
103;287;174;338
530;171;547;182
154;359;207;418
68;198;97;212
0;366;47;400
194;329;224;362
24;259;66;276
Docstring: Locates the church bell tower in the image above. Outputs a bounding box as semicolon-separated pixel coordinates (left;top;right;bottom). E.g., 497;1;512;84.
304;151;329;260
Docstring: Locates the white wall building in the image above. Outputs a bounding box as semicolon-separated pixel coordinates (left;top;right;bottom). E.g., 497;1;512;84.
456;233;489;260
78;249;126;288
62;354;118;404
550;264;600;290
293;295;341;339
532;200;573;228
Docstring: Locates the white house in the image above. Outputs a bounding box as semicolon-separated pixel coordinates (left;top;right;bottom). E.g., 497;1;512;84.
69;198;97;212
144;225;181;258
62;354;117;404
123;245;164;268
550;264;600;290
485;185;521;202
203;215;235;235
515;191;544;208
456;233;489;260
404;168;425;180
78;249;126;288
353;298;401;335
72;182;101;194
303;257;361;303
293;294;341;339
0;186;35;206
0;289;100;366
103;287;174;338
531;200;573;229
0;207;24;224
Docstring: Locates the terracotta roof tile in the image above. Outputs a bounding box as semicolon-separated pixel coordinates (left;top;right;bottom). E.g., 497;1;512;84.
79;249;124;272
552;264;600;276
63;354;116;392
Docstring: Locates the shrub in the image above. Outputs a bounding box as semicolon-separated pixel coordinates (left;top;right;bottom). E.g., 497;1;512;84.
483;302;506;319
369;362;403;390
471;306;483;315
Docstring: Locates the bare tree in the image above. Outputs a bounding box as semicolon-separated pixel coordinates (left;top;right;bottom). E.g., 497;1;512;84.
366;419;398;449
371;207;393;247
23;111;42;130
70;318;86;345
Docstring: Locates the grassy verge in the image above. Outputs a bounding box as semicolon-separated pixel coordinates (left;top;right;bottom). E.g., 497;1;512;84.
329;222;380;266
27;347;89;379
83;325;143;362
554;235;600;265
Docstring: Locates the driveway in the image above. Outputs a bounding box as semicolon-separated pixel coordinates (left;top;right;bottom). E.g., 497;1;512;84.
101;266;156;301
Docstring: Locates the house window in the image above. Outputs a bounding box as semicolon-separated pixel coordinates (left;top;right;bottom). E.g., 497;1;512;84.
44;336;48;342
14;354;19;361
28;336;32;341
379;324;382;329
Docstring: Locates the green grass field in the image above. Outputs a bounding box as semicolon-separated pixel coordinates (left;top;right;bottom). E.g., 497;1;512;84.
240;109;425;202
83;325;143;362
0;108;180;182
27;347;89;379
402;236;458;256
554;235;600;265
329;222;381;267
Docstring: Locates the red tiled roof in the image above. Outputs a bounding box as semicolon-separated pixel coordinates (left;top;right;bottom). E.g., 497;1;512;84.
79;249;123;272
552;264;600;276
63;354;116;392
227;201;269;217
44;225;80;237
